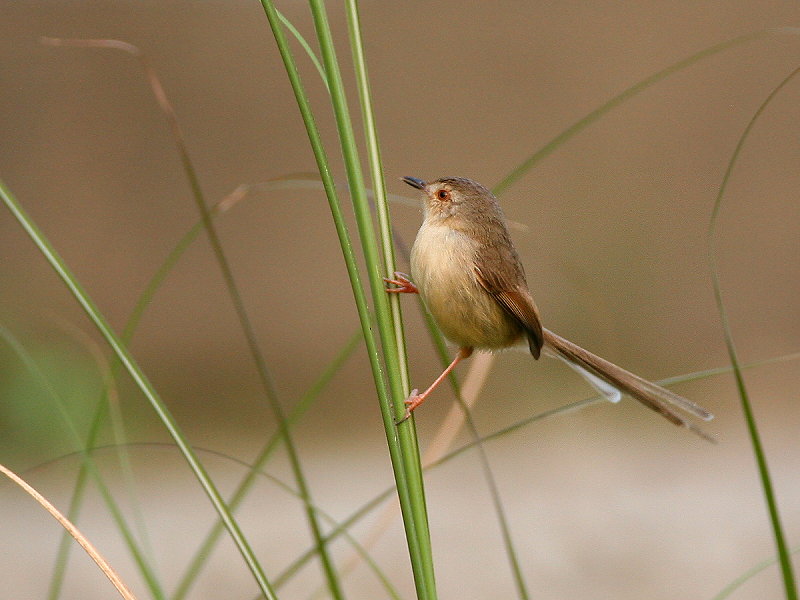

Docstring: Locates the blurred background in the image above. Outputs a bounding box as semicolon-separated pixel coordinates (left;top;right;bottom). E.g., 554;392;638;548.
1;1;799;599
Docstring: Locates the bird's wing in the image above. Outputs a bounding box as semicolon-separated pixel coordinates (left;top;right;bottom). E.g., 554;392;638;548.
473;262;544;359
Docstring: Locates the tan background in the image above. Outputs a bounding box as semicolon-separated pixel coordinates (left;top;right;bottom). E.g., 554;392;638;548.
1;2;799;599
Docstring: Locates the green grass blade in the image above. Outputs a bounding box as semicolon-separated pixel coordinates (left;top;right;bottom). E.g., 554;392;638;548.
0;179;280;600
707;64;800;600
277;10;328;89
492;29;793;197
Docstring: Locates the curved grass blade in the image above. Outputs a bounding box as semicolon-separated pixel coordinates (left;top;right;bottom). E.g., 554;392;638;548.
275;13;328;89
707;64;800;600
492;28;799;197
0;179;279;600
0;463;138;600
0;325;167;600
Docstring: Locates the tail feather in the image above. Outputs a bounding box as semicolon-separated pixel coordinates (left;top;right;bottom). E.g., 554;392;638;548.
543;328;715;442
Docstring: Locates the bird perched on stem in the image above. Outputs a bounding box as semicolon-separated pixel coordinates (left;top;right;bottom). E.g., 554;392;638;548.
386;176;713;441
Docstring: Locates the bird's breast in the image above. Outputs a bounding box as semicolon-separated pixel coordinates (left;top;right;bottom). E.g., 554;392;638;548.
410;221;521;349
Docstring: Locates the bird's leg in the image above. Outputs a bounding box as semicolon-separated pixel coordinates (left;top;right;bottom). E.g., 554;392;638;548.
384;272;418;294
396;347;473;424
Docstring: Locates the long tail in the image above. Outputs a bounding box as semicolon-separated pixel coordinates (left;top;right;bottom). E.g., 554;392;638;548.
542;328;715;442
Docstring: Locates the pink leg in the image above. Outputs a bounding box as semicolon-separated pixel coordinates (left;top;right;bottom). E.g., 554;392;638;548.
384;272;418;294
397;347;474;423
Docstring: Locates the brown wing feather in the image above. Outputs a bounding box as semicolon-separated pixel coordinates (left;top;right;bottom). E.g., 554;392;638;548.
474;265;544;359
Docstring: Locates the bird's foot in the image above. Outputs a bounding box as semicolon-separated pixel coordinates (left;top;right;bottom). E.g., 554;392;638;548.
384;272;419;294
395;389;421;424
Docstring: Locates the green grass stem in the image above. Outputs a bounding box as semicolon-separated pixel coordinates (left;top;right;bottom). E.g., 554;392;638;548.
492;29;797;197
345;0;411;395
707;64;800;600
258;2;435;597
306;2;434;595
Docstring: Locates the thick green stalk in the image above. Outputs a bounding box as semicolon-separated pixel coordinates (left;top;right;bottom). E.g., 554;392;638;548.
256;1;436;597
344;0;411;393
304;1;435;597
0;179;279;600
708;65;800;600
255;1;431;596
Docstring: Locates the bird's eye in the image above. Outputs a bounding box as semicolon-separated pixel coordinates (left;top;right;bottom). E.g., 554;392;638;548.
436;189;450;201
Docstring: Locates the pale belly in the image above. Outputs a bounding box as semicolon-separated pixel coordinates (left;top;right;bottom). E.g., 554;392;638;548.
410;222;522;350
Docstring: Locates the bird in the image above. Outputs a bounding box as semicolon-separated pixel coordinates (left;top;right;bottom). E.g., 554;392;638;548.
386;175;713;440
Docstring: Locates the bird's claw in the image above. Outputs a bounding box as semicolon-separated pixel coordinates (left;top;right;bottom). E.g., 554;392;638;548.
394;389;420;425
384;272;419;294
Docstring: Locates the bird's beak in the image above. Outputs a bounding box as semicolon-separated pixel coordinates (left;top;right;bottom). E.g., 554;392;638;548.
401;176;426;190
